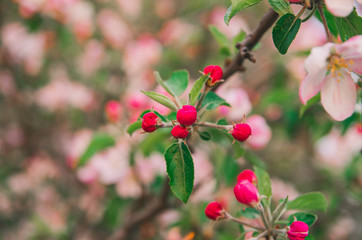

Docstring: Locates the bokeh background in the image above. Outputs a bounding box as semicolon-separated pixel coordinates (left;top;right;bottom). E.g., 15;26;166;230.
0;0;361;239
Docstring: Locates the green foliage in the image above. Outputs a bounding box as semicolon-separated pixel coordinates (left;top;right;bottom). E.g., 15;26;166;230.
238;207;260;219
189;74;209;105
127;120;142;136
209;25;232;56
272;13;301;54
224;0;264;25
166;70;189;96
164;142;194;203
288;212;318;226
300;93;321;118
254;166;272;198
201;91;230;110
141;90;177;111
268;0;293;16
272;196;288;222
244;151;266;169
198;131;211;141
78;133;115;167
139;109;168;122
287;192;328;212
335;10;362;42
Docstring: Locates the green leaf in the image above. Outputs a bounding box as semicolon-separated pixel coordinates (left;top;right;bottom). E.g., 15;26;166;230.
315;8;338;37
233;143;245;158
272;13;301;54
272;196;288;223
224;0;264;25
189;74;209;105
335;10;362;42
127;120;142;136
238;207;260;219
268;0;293;16
232;30;247;47
164;142;194;203
78;133;115;167
166;70;189;96
209;25;230;48
299;93;321;118
287;192;328;212
198;131;211;141
141;90;177;111
288;212;318;226
201;91;231;110
254;166;272;198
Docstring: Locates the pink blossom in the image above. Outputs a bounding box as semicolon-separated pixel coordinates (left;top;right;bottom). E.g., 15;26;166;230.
158;19;195;46
116;0;141;19
63;129;93;168
155;0;176;19
246;115;272;150
217;87;252;121
325;0;362;17
0;70;17;97
77;40;104;76
299;36;362;121
97;9;132;49
115;169;142;198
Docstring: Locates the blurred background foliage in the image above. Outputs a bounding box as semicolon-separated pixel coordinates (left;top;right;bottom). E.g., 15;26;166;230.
0;0;361;239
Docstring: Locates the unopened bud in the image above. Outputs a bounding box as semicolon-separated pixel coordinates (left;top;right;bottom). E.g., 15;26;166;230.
231;123;252;142
171;125;189;139
287;221;309;240
237;169;257;185
176;105;197;126
142;112;159;132
205;202;225;220
234;180;260;207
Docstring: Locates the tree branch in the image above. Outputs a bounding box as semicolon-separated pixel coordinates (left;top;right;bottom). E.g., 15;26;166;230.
213;8;279;90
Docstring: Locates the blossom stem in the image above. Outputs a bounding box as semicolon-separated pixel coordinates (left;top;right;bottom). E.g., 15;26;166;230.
194;122;232;131
258;203;270;229
317;4;333;42
250;230;268;240
225;212;264;231
195;85;210;111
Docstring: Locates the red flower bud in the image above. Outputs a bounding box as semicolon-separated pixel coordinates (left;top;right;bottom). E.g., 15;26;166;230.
237;169;257;185
203;65;223;84
231;123;252;142
142;112;159;132
105;100;122;123
287;221;309;240
205;201;225;220
234;180;260;207
176;105;197;126
171;125;189;139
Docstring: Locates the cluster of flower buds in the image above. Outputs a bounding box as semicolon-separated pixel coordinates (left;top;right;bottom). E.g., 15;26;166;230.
170;105;198;139
234;169;260;207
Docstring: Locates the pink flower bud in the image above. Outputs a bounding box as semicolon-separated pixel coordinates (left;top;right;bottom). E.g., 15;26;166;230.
142;112;159;132
287;221;309;240
205;201;225;220
203;65;223;84
171;125;189;139
105;100;122;123
234;180;260;207
231;123;252;142
176;105;197;126
237;169;257;185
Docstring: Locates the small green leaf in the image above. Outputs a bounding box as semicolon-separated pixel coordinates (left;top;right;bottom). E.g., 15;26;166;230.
209;25;230;49
299;93;321;118
272;13;301;54
166;70;189;96
198;131;212;141
233;143;245;158
268;0;293;16
272;196;288;223
141;90;177;111
224;0;264;25
201;91;231;110
287;192;328;212
127;120;142;136
78;134;115;167
244;151;266;169
288;212;318;226
335;10;362;42
254;166;272;198
164;142;194;203
189;74;209;106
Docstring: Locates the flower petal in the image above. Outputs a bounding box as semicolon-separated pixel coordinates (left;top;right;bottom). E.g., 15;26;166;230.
321;71;357;121
335;35;362;75
325;0;354;17
299;43;333;104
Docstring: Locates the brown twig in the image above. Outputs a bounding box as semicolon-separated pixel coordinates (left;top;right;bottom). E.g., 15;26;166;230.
213;8;279;90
